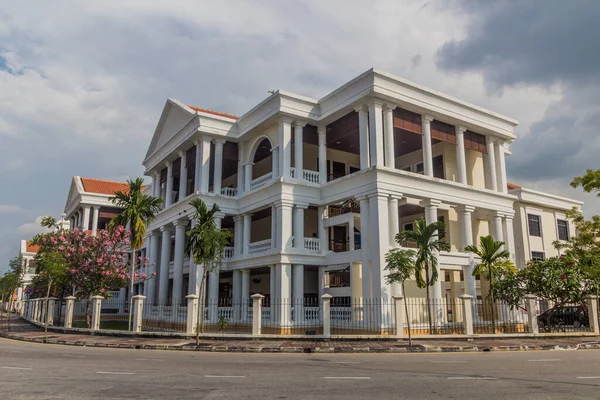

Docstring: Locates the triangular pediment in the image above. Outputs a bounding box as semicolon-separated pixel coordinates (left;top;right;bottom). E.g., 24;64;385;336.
63;176;84;215
144;99;197;164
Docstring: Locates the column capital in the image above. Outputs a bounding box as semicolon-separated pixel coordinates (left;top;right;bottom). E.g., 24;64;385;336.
213;137;227;145
243;161;255;166
149;229;161;237
164;160;171;168
420;198;442;208
214;212;226;220
293;120;307;128
353;104;367;113
82;204;91;210
356;194;369;202
159;225;173;233
317;125;326;135
193;138;201;146
486;135;497;145
367;99;385;108
383;103;396;112
178;149;186;158
173;218;189;227
455;204;476;213
455;125;467;134
422;114;435;123
294;203;309;210
233;214;244;222
273;199;294;209
388;193;403;201
487;210;503;219
278;116;294;125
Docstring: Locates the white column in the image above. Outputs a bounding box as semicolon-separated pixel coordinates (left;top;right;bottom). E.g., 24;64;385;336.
318;206;327;254
194;139;202;193
272;146;280;179
234;215;243;255
269;265;276;323
318;126;327;184
232;269;241;321
276;201;293;250
421;199;442;321
237;143;244;193
388;196;400;247
277;263;292;326
294;122;304;181
368;101;384;167
81;205;91;231
369;194;390;300
355;106;369;169
243;213;251;255
271;205;277;249
244;163;253;192
241;269;250;321
91;206;100;236
359;196;371;300
165;162;174;207
158;226;172;304
147;231;159;304
200;137;211;194
383;104;396;168
349;216;355;251
489;212;503;241
188;216;202;297
172;219;187;306
503;214;516;263
152;172;160;198
178;150;187;201
495;141;508;193
207;267;219;322
485;137;498;191
457;205;477;298
278;118;292;178
292;264;304;323
293;205;305;249
214;139;225;195
455;126;467;185
421;114;434;177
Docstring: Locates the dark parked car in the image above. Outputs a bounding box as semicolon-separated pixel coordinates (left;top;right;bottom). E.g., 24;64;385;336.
537;306;589;331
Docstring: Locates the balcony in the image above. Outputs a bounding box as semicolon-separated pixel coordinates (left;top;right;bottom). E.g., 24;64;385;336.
248;239;272;254
304;237;320;253
290;167;321;184
250;172;273;191
223;247;234;260
220;187;237;197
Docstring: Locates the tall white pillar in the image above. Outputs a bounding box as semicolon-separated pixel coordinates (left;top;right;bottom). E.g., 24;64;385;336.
294;122;304;181
271;205;277;249
233;215;243;255
421;199;442;318
503;214;516;263
277;263;292;326
91;206;99;236
165;161;174;207
489;212;503;242
278;118;292;179
293;205;306;249
232;269;242;321
147;231;159;305
158;226;172;304
241;269;250;321
152;172;160;198
243;213;251;254
368;101;384;167
349;216;355;251
421;114;434;177
272;146;280;179
188;216;203;297
244;163;253;192
388;196;400;247
269;265;276;322
292;264;304;323
455;126;467;185
485;137;498;191
318;126;327;184
356;106;370;170
495;141;508;194
172;219;187;306
359;196;371;299
207;267;219;322
237;143;244;193
200;137;211;194
178;150;187;201
194;139;202;193
214;139;225;195
81;205;91;231
318;206;327;254
276;201;294;250
456;205;476;298
383;104;396;168
369;194;390;300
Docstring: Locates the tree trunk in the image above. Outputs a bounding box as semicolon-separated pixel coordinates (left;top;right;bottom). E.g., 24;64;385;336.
128;245;136;331
489;266;496;334
403;282;412;347
85;299;91;328
196;265;209;344
44;279;53;340
425;262;433;335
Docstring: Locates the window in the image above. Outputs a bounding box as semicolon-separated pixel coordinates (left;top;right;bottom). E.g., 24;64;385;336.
415;162;424;174
531;251;545;262
328;269;350;288
557;219;570;241
528;214;541;237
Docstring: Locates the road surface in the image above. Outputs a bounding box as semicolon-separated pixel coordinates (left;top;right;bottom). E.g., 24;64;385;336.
1;338;599;399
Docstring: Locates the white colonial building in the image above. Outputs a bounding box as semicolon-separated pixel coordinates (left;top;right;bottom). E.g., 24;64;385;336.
140;68;564;327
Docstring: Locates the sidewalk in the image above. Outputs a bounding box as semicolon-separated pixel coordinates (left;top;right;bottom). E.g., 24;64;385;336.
2;316;599;353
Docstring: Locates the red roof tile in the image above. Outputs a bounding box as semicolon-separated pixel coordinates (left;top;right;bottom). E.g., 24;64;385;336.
187;105;238;120
26;241;39;253
507;182;522;191
81;177;130;195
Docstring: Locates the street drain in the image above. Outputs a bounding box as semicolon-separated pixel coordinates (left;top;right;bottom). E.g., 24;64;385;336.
303;348;312;353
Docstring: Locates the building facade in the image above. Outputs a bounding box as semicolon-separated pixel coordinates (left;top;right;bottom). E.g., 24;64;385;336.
141;68;539;326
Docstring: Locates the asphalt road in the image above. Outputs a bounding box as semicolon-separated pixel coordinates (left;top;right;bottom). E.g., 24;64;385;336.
1;338;600;399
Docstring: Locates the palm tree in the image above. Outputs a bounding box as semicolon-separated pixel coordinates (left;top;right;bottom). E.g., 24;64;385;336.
109;177;162;331
396;218;450;334
465;235;516;333
186;199;232;343
385;249;416;346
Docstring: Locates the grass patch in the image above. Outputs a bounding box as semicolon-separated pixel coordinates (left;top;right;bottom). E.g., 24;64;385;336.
71;319;129;331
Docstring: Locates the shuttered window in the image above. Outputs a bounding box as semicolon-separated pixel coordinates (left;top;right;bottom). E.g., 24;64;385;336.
464;131;487;153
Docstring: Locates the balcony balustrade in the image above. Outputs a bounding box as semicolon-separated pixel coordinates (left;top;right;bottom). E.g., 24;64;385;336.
220;187;237;197
250;172;273;191
248;239;272;254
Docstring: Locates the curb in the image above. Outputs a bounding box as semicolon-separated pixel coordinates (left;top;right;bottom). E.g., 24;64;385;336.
3;332;600;354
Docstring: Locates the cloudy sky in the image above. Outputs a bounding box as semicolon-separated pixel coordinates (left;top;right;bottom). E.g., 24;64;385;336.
1;0;599;272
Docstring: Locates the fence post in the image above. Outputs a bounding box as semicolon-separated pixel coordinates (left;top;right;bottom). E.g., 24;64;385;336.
585;295;599;335
392;296;405;337
524;294;538;335
64;296;76;328
90;295;103;331
251;294;264;336
322;294;332;339
132;295;145;334
33;299;40;322
186;294;199;335
46;297;57;326
460;294;474;335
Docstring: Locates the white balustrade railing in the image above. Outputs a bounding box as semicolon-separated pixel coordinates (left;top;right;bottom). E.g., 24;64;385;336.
290;167;295;178
248;239;272;254
250;172;273;191
303;169;320;184
331;307;352;321
221;187;237;197
305;307;320;322
218;307;233;320
223;247;234;260
304;237;320;252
